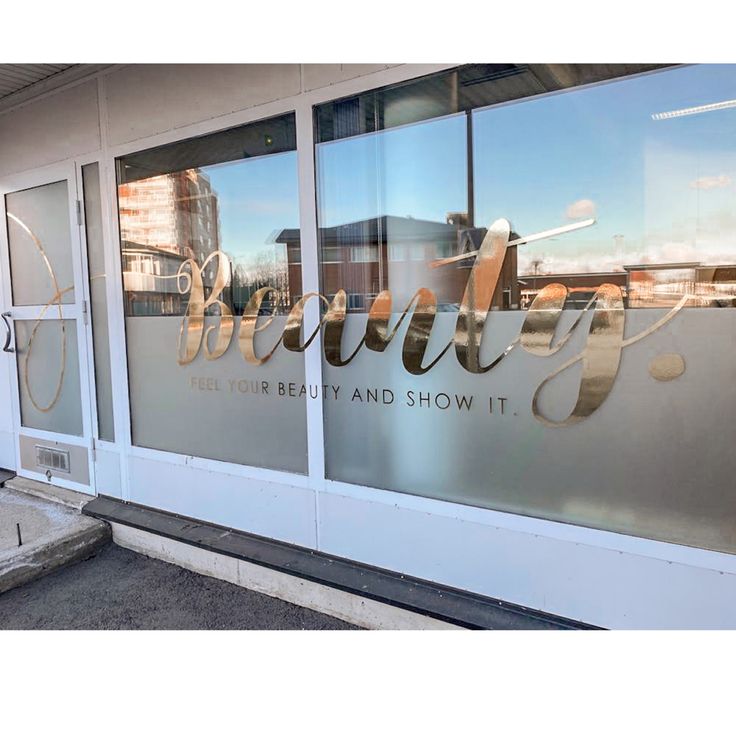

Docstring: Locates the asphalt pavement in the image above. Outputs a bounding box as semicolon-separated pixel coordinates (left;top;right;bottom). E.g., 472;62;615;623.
0;542;358;630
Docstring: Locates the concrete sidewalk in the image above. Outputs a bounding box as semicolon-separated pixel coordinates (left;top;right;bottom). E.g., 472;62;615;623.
0;477;355;628
0;542;358;629
0;479;110;594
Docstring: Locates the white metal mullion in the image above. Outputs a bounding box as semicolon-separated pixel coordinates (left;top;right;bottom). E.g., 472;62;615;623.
104;171;133;501
66;160;97;491
74;160;105;496
8;304;80;320
100;94;134;501
17;426;87;446
74;161;100;445
0;185;21;473
295;100;325;550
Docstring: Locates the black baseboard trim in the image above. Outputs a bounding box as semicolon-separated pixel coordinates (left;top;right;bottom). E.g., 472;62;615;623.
83;495;599;630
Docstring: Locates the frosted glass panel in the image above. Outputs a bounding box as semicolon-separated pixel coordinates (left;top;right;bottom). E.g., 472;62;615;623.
126;315;307;473
14;319;82;436
6;181;75;307
117;113;307;472
82;163;115;441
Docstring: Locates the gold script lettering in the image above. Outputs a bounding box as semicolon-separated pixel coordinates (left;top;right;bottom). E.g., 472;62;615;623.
531;284;625;426
323;289;364;367
283;292;332;353
173;215;710;427
176;251;233;365
364;289;451;375
239;286;282;365
455;218;511;373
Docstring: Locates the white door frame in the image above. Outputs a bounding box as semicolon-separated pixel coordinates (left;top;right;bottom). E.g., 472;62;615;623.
0;160;96;494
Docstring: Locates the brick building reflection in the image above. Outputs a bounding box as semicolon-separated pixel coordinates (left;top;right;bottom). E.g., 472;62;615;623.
276;213;520;312
279;215;736;312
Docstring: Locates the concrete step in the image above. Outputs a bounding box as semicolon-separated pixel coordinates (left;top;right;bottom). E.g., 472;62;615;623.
0;484;110;595
3;477;93;511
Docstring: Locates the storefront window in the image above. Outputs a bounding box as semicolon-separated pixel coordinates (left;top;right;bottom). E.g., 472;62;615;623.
314;64;736;554
116;113;308;473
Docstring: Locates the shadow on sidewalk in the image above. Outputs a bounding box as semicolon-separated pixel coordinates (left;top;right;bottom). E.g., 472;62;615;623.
0;543;359;630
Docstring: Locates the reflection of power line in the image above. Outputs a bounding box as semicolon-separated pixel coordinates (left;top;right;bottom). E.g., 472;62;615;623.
431;218;596;269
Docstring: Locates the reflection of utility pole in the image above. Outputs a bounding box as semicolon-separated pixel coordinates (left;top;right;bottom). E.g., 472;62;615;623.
613;234;624;267
466;110;474;228
531;257;544;275
226;257;234;313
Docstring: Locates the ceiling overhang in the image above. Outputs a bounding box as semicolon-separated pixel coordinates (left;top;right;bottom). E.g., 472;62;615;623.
0;64;111;113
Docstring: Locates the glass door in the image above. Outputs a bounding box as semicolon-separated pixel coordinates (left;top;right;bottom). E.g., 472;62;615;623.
0;163;95;493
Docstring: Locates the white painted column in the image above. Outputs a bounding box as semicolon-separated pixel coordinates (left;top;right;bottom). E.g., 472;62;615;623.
295;100;326;549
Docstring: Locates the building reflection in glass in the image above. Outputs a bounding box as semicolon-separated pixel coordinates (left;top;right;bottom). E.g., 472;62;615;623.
313;64;736;314
117;113;300;319
119;168;221;315
119;65;736;322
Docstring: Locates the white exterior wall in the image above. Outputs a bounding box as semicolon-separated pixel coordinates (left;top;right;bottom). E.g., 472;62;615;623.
0;64;399;175
2;63;736;628
0;80;101;176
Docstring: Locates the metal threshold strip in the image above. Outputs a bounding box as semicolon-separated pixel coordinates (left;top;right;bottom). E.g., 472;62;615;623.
83;495;598;630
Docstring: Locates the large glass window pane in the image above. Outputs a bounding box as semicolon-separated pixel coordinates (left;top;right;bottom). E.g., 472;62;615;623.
317;113;469;312
472;64;736;307
82;163;115;442
315;64;736;555
116;114;307;473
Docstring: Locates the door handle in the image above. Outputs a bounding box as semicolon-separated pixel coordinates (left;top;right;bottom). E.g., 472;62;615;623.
1;312;14;353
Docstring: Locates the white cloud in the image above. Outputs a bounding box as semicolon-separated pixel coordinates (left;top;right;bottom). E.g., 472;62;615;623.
565;198;596;220
689;174;732;190
518;237;736;278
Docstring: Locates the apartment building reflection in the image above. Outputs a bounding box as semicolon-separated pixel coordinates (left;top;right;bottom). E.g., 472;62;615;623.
119;168;222;315
120;168;299;316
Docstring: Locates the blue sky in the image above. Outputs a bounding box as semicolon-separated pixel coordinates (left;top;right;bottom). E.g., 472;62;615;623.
316;64;736;275
196;64;736;278
316;114;468;227
473;64;736;273
203;150;299;270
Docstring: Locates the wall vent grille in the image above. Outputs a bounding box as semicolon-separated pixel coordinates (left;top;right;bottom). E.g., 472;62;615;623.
35;446;71;474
